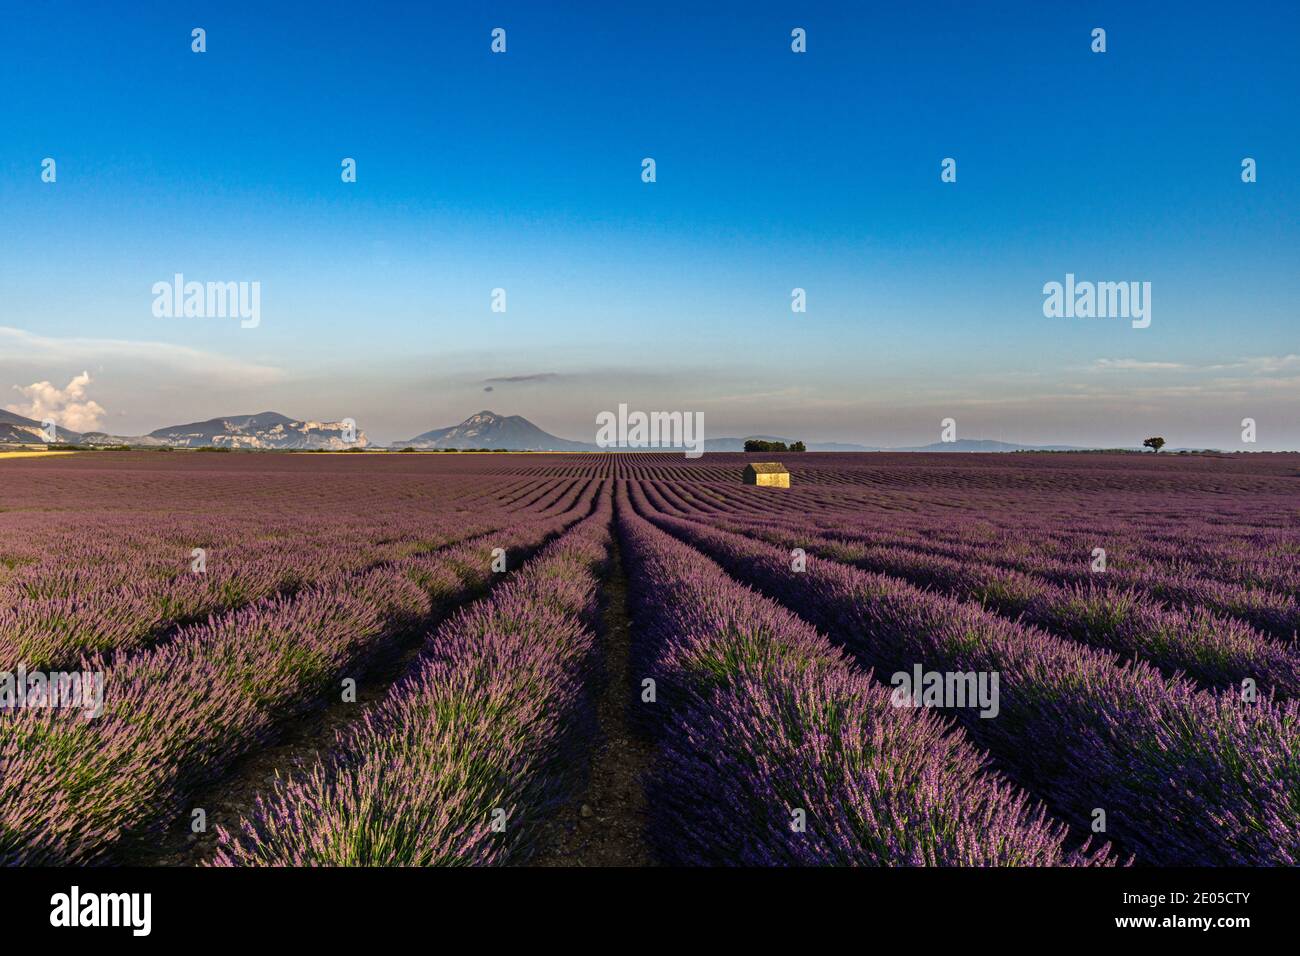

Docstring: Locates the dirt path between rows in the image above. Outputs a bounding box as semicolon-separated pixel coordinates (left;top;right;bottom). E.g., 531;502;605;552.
530;533;654;866
119;608;462;866
119;496;650;868
119;519;585;867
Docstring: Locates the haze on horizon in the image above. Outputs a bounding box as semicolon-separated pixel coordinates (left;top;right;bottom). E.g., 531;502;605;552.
1;2;1297;449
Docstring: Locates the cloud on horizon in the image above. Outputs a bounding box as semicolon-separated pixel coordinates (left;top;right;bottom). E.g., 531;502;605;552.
6;371;106;432
1092;358;1186;371
1092;355;1300;376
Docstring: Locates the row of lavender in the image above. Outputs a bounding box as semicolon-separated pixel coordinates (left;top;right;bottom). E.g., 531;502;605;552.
0;476;590;672
647;480;1300;644
628;480;1300;865
0;520;479;673
213;486;615;865
210;483;1115;867
0;482;599;865
643;487;1300;700
616;485;1111;865
656;480;1300;605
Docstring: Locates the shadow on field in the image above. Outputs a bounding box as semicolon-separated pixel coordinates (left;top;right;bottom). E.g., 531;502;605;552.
116;525;579;867
530;533;654;866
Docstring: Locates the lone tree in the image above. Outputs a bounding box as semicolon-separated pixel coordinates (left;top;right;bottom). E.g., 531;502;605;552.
1143;436;1166;453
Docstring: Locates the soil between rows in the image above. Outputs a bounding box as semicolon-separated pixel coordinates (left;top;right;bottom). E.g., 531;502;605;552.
530;530;654;866
118;512;592;867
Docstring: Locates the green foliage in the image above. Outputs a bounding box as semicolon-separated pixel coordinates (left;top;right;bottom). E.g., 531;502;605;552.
745;439;806;453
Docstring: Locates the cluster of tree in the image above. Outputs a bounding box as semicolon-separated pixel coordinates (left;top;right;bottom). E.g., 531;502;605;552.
744;439;806;453
44;443;140;452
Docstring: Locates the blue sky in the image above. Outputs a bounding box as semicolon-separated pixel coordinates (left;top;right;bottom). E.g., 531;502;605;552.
1;1;1297;447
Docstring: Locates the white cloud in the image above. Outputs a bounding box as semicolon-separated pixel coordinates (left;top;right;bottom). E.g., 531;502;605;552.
7;371;107;431
1206;354;1300;374
1092;358;1186;371
1092;354;1300;375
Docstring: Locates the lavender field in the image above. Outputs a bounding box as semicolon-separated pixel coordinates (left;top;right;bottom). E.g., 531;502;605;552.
1;450;1298;867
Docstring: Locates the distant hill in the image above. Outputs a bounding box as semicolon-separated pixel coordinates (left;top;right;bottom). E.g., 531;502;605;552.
888;439;1088;453
0;408;367;449
147;412;369;449
395;411;593;451
805;440;879;452
702;436;1089;453
0;408;84;444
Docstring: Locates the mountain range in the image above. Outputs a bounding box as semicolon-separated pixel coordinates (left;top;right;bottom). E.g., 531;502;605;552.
0;409;367;450
0;408;72;445
146;412;368;450
396;415;1092;452
0;407;1124;453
